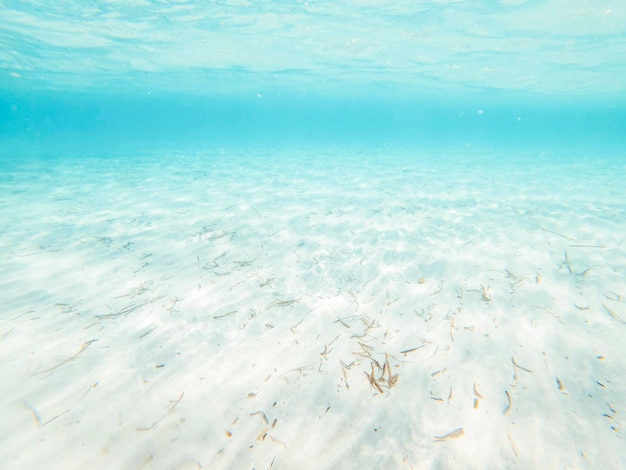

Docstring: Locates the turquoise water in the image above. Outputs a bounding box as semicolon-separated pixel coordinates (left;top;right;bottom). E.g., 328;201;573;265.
1;2;626;469
1;0;626;152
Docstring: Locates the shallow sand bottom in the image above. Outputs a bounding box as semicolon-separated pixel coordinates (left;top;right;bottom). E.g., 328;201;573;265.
1;149;625;469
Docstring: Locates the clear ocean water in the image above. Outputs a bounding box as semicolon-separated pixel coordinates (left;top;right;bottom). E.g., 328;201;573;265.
1;2;625;469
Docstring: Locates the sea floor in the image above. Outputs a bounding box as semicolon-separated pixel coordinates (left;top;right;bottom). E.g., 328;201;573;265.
1;147;625;469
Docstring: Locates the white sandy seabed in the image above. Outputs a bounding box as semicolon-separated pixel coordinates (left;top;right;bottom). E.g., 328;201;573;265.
0;147;625;469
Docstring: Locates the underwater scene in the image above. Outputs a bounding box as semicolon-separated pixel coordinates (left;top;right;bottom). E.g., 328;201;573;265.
1;1;625;469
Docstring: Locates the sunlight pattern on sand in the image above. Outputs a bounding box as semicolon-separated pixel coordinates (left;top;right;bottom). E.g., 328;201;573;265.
1;148;624;468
